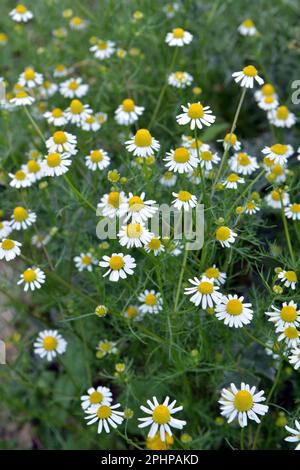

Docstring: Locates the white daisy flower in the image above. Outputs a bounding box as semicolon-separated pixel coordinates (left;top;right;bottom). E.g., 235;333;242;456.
10;90;34;106
168;71;193;89
31;233;51;248
265;189;290;209
267;163;287;183
43;108;67;127
184;137;210;157
261;144;293;165
218;132;242;152
138;396;186;442
160;171;177;187
285;420;300;450
59;77;89;99
53;64;69;78
85;149;110;172
125;128;160;157
164;147;198;174
144;236;165;256
10;206;36;230
90;40;115;60
18;67;43;88
42;152;72;177
46;131;77;156
97;191;128;219
223;173;245;190
184;276;222;309
228;152;259;175
244;200;260;215
202;265;226;286
278;270;297;290
265;301;300;329
96;340;118;358
219;382;268;427
176;101;216;130
138;289;163;314
84;402;124;434
9;4;33;23
115;98;144;125
17;267;46;292
64;99;92;125
23;159;44;182
118;222;153;249
9;169;32;188
99;253;136;282
254;83;277;102
0;221;12;239
257;95;279;111
81;386;113;410
288;348;300;371
69;16;88;30
125;192;157;223
198;149;220;171
268;105;296;128
163;3;180;18
34;330;67;362
0;239;22;261
285;203;300;220
238;19;257;36
172;190;197;211
39;80;58;98
277;325;300;348
123;305;144;321
74;252;97;272
165;27;193;47
232;65;264;88
215;294;253;328
215;226;237;248
80;114;100;131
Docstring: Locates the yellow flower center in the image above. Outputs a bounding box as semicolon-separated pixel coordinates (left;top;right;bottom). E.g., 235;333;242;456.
265;96;275;104
23;268;36;283
15;4;27;14
85;115;94;123
226;299;243;315
271;164;284;176
127;306;138;318
56;64;65;72
47;153;61;167
188;103;204;119
107;191;120;208
216;226;231;241
68;80;79;90
271;190;281;201
291;204;300;213
280;306;297;322
234;390;253;411
97;405;111;419
90;150;103;163
51;108;63;118
173;147;190;163
148;238;161;250
144;293;157;306
53;131;67;145
224;133;237;145
152;405;171;425
43;81;51;89
126;223;142;238
276;106;289;120
100;342;111;352
134;129;152;147
237;153;250;166
270;144;288;155
128;196;144;212
175;71;185;81
16;91;28;99
15;170;26;180
243;19;254;28
284;327;299;339
24;67;35;80
246;202;256;210
178;190;192;202
71;16;82;25
285;271;297;282
227;173;239;182
163;171;174;180
43;336;57;351
82;255;91;265
27;160;40;173
197;281;213;294
70;99;84;114
205;267;219;279
13;206;28;221
89;391;103;404
97;40;108;50
109;255;125;270
2;239;15;250
262;84;275;96
172;27;184;38
190;139;203;149
122;98;135;112
201;150;213;161
242;65;258;77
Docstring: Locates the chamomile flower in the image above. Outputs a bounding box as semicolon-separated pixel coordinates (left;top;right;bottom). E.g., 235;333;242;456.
0;221;12;239
238;19;257;36
97;191;128;218
46;131;77;155
9;4;33;23
176;102;216;130
163;3;180;18
160;171;177;187
39;80;58;98
9;169;32;188
10;90;34;106
285;420;300;450
219;383;268;427
164;147;198;174
59;77;89;99
198;149;220;171
90;40;115;60
254;83;277;102
184;137;210;157
278;270;297;290
267;163;287;184
168;71;193;89
64;99;92;125
228;152;259;175
265;189;290;209
53;64;69;78
99;253;136;282
81;114;101;132
85;149;110;171
125;192;157;222
223;173;245;189
172;190;197;211
42;152;72;177
118;222;153;248
24;159;44;182
215;226;237;248
138;289;163;314
81;386;113;410
232;65;264;88
96;340;117;358
123;305;144;321
268;105;296;128
265;301;300;329
257;95;279;111
285;203;300;220
115;98;144;125
125;128;160;157
10;206;36;230
84;402;124;434
215;294;253;328
165;27;193;47
277;325;300;348
0;239;22;261
95;112;108;126
202;265;227;286
138;396;186;442
288;348;300;371
31;233;51;248
218;132;241;151
34;330;67;362
74;252;97;272
184;276;222;309
69;16;88;30
18;67;43;88
261;144;293;165
244;200;260;215
144;235;165;256
43;107;67;126
17;267;45;292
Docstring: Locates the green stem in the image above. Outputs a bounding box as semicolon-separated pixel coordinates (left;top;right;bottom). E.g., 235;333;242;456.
24;106;46;143
174;245;188;312
240;426;245;450
63;174;96;212
280;192;295;265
